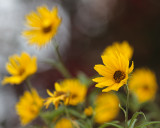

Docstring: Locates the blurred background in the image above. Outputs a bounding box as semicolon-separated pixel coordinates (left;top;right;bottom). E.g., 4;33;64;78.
0;0;160;127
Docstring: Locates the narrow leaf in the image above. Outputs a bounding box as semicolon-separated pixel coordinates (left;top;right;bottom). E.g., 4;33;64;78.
128;119;137;128
68;108;86;119
40;106;64;122
98;121;123;128
129;112;146;128
135;121;160;128
119;104;126;116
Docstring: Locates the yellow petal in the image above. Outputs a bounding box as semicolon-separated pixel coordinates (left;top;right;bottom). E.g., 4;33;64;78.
129;61;134;73
2;76;24;85
101;55;118;71
55;83;61;91
44;98;53;109
26;12;41;27
26;56;37;74
102;83;123;92
47;89;54;97
37;6;51;18
93;77;115;88
9;55;19;69
94;64;113;77
6;63;19;75
93;77;110;82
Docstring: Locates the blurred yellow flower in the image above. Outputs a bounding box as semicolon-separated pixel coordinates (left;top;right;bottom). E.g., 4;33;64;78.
16;89;43;125
55;118;73;128
84;106;93;116
129;68;158;103
93;51;134;92
44;88;69;109
94;93;119;124
44;79;87;109
23;6;61;47
103;41;133;60
2;52;37;85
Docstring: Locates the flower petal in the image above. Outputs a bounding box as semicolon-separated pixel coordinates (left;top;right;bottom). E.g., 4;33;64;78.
129;61;134;73
93;77;115;88
102;83;123;92
2;76;24;85
47;89;54;97
55;83;61;91
94;64;113;77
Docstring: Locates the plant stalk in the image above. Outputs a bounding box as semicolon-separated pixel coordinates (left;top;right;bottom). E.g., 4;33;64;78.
26;77;33;92
52;40;72;78
125;84;129;128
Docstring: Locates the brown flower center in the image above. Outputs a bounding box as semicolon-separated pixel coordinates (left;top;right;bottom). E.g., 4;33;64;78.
113;70;125;83
43;25;52;33
71;94;78;99
55;91;66;97
42;19;52;33
19;68;25;75
143;85;149;91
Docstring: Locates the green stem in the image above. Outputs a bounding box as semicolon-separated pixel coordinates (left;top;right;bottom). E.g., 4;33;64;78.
64;106;77;128
64;105;70;118
125;84;129;128
52;40;72;78
26;77;33;92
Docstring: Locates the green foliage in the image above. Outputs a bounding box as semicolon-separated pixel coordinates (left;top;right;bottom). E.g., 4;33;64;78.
128;112;146;128
98;121;123;128
135;121;160;128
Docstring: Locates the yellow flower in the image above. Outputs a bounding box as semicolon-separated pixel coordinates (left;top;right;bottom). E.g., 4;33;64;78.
16;89;43;125
94;93;119;124
55;118;73;128
103;41;133;60
44;79;87;109
93;51;134;92
129;68;158;103
84;106;93;116
2;52;37;85
23;6;61;47
44;88;69;109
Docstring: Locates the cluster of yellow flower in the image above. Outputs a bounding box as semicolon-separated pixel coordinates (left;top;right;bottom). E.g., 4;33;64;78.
94;41;158;103
1;5;159;128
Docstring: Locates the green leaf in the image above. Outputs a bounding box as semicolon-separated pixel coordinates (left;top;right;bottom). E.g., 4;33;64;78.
40;106;64;123
98;121;123;128
128;112;146;128
116;92;126;106
83;119;93;128
68;108;86;119
77;72;93;86
25;125;43;128
129;94;140;112
119;104;126;116
77;120;88;128
128;119;137;128
135;121;160;128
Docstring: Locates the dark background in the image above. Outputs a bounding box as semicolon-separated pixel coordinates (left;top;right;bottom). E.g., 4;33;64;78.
0;0;160;127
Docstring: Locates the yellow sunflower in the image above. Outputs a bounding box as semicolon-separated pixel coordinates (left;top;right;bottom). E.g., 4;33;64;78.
55;118;73;128
44;79;87;109
93;50;134;92
103;41;133;60
94;93;119;124
129;68;158;103
44;87;69;109
2;52;37;85
23;6;61;47
84;106;93;116
16;88;43;125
